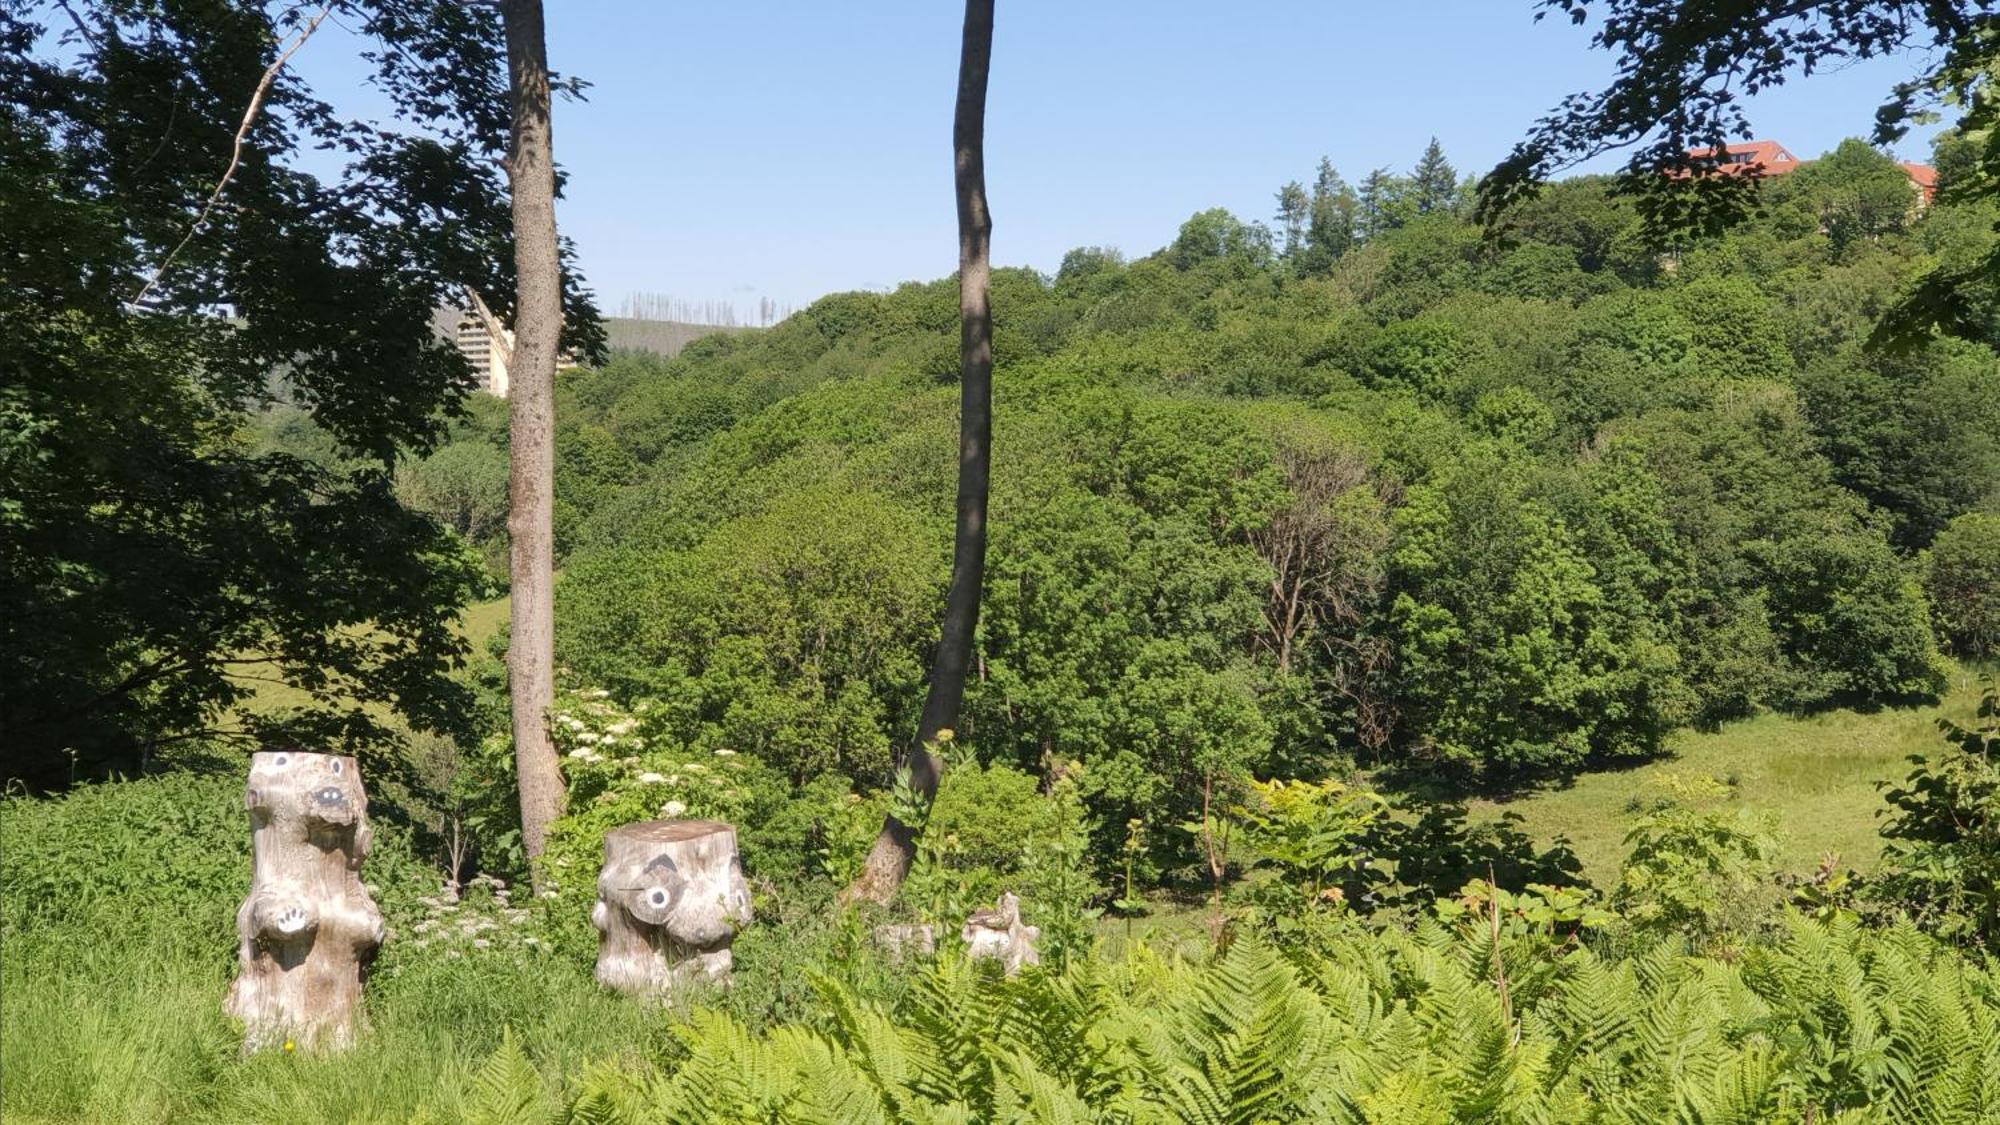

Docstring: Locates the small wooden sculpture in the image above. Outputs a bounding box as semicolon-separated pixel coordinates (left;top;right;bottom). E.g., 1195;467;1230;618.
592;819;752;996
963;891;1040;975
224;750;384;1052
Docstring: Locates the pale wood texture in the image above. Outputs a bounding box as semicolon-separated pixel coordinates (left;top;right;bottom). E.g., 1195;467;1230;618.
963;892;1039;975
224;751;383;1052
592;820;752;996
873;893;1040;973
502;0;566;872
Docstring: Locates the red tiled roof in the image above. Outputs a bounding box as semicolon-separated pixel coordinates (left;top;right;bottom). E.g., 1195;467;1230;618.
1901;162;1939;201
1680;139;1803;176
1674;141;1939;201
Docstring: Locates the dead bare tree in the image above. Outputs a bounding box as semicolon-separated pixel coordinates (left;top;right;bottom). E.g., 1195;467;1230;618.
501;0;565;873
844;0;995;906
1247;442;1399;755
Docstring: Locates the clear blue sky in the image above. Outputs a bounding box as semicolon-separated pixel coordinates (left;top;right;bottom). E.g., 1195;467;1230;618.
320;1;1949;320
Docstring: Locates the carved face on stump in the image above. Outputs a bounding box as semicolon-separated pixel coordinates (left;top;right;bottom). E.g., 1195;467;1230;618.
227;749;383;1053
595;825;751;951
247;751;369;840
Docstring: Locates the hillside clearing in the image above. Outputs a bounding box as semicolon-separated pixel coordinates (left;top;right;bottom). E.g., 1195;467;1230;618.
1469;666;1994;883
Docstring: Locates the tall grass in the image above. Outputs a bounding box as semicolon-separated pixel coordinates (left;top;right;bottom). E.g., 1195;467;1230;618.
1;922;671;1124
0;770;662;1124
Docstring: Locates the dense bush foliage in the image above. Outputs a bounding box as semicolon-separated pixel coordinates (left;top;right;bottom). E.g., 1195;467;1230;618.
1875;682;2000;946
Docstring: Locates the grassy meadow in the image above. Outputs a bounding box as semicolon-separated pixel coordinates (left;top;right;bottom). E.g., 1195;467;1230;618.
1469;665;1996;882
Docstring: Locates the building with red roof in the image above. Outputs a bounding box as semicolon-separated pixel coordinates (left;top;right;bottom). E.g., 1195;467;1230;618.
1676;139;1938;206
1683;139;1804;176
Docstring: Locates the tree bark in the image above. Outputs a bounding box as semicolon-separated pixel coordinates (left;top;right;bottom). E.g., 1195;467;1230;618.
845;0;996;906
591;820;752;996
502;0;565;873
225;751;383;1052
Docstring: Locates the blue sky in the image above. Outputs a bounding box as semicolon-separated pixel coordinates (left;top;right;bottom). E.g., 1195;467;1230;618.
315;1;1949;320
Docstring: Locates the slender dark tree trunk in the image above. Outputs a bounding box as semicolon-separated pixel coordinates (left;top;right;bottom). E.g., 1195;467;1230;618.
502;0;564;875
844;0;995;906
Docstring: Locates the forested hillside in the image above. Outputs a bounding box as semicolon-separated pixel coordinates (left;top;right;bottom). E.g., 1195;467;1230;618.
395;139;1999;845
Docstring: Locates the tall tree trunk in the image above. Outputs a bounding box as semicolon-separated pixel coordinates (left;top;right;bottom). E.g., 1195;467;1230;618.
502;0;564;874
844;0;995;906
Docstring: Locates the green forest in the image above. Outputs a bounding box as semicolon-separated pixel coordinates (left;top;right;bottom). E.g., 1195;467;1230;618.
8;0;2000;1122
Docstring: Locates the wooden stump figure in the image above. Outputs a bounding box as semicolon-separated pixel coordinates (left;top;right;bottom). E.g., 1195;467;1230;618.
224;750;384;1052
963;892;1040;975
592;820;752;996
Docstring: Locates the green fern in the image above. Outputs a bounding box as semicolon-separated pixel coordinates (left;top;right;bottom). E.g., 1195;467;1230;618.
461;1028;550;1125
540;916;2000;1125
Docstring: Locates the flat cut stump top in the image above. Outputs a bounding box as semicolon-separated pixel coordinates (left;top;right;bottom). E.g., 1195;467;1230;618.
607;820;733;845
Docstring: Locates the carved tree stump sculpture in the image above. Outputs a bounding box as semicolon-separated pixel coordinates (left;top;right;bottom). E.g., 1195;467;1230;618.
224;750;384;1052
592;820;752;996
963;892;1040;975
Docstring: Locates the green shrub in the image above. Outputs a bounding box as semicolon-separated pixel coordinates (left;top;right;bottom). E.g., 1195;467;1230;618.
1926;513;2000;658
1612;773;1779;941
1874;679;2000;947
0;771;245;943
923;761;1059;873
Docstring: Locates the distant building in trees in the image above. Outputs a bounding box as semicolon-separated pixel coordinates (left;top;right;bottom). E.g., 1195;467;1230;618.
1682;138;1804;176
453;310;511;397
1679;139;1937;204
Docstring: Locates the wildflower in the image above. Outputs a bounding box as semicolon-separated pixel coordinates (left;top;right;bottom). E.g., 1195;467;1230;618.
608;719;638;736
284;1039;296;1053
473;939;491;950
713;748;737;757
662;800;688;817
566;748;593;759
577;731;601;744
637;772;667;785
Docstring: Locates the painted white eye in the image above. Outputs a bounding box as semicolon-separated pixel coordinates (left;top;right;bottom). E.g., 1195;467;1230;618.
331;760;344;775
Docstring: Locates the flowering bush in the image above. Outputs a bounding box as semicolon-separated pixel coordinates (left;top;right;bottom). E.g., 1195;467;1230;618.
373;874;552;978
533;683;831;958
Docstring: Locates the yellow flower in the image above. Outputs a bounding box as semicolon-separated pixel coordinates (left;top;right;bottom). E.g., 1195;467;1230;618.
932;728;954;743
283;1039;296;1053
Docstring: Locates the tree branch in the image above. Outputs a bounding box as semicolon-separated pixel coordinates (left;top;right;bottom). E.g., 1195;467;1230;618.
128;2;334;309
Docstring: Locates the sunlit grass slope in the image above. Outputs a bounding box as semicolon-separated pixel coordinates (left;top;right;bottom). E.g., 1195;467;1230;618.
1472;665;1994;883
